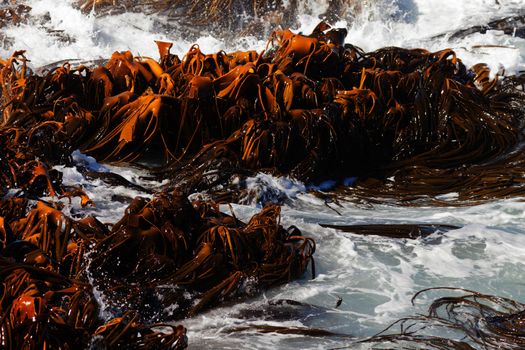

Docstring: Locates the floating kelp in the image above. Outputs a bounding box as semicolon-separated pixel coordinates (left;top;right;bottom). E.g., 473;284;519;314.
229;324;348;337
362;287;525;349
319;223;460;239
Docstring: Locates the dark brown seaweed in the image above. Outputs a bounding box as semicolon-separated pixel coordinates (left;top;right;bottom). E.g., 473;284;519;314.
319;223;460;239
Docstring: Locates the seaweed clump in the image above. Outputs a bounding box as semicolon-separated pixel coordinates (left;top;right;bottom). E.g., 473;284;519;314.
2;22;524;203
89;192;314;321
363;287;525;349
0;191;314;348
0;196;188;349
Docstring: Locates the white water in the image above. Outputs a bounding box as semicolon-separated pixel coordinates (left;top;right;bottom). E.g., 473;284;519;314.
3;0;524;74
4;0;525;348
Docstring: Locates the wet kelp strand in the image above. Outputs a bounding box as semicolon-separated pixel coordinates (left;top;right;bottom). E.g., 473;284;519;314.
359;287;525;349
319;223;460;239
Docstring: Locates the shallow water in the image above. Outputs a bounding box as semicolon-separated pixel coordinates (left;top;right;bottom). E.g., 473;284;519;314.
3;0;525;348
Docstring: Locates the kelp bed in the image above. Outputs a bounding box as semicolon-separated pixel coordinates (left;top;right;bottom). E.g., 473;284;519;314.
1;21;525;349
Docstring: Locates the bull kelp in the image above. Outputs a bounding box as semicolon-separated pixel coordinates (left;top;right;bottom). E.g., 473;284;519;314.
1;5;525;348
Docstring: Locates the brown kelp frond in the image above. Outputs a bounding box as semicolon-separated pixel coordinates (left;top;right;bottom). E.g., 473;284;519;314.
82;94;180;162
0;257;98;350
0;199;109;277
319;223;460;239
0;128;66;197
92;312;187;349
0;51;30;121
363;287;525;349
8;201;106;277
87;191;315;321
229;324;349;337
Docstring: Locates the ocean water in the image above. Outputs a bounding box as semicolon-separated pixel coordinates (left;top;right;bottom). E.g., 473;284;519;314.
3;0;525;348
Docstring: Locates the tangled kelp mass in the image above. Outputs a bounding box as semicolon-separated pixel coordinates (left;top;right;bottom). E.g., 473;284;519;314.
89;194;314;321
90;22;525;202
1;22;524;201
1;9;525;349
363;288;525;349
0;194;314;348
0;45;317;347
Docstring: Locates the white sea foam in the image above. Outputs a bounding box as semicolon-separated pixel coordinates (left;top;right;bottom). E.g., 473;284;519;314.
53;150;156;223
2;0;523;74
